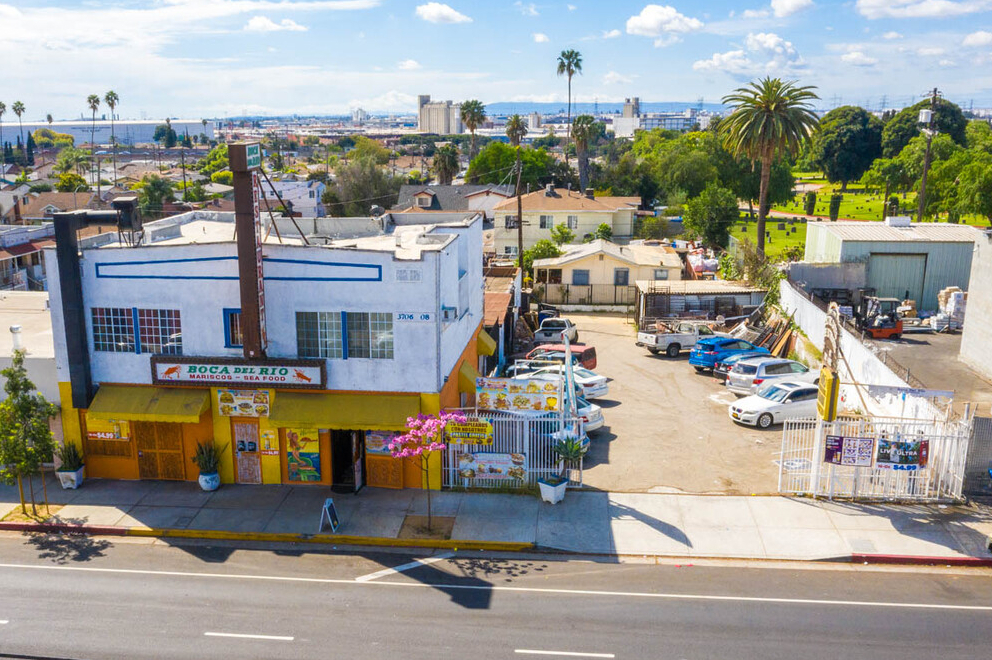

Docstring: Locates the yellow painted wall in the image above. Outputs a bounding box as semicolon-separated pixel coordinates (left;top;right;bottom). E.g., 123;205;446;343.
58;381;82;450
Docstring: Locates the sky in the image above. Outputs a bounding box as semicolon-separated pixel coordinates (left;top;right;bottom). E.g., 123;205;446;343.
1;0;991;120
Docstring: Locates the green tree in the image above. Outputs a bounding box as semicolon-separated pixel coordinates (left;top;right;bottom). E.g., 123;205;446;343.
324;157;403;216
183;180;207;202
506;114;528;147
137;174;175;214
55;172;88;192
0;351;57;515
520;238;561;273
828;194;842;221
466;142;561;190
460;99;487;160
153;123;178;148
104;90;119;186
721;77;819;257
12;101;25;147
861;157;908;218
0;102;6;176
590;151;659;209
550;223;575;245
811;105;883;190
588;223;612;241
682;184;739;248
895;133;960;183
636;216;668;239
556;49;582;150
198;143;229;176
571;114;600;192
352;136;391;165
210;170;233;186
956;154;992;225
881;97;968;157
965;120;992;153
803;191;817;216
28;182;53;193
432;144;460;185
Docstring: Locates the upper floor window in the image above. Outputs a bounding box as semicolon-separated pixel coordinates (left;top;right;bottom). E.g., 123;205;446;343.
504;215;518;229
296;311;343;359
92;307;181;355
138;309;183;355
296;311;393;360
539;215;554;229
92;307;134;353
567;215;579;229
417;196;432;207
224;309;243;348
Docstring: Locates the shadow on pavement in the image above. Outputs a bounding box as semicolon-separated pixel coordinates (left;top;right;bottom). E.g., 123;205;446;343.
582;429;616;470
607;500;692;551
24;517;113;564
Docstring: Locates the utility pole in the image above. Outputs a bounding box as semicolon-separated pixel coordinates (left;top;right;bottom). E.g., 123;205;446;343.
916;88;940;223
515;146;524;313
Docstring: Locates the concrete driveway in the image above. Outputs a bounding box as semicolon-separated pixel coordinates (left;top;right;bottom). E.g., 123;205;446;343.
566;313;782;495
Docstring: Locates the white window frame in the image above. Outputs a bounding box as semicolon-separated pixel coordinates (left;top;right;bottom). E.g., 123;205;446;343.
539;215;554;229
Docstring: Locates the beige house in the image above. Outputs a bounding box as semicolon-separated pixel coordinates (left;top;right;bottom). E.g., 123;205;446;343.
493;186;639;257
533;239;682;305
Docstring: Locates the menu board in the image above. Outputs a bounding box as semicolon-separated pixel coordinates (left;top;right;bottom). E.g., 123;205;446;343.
823;435;874;467
456;452;526;481
365;430;396;456
476;377;561;413
217;389;270;417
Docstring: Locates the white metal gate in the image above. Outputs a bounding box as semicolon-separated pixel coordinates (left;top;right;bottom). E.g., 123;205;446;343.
442;410;584;489
778;416;970;502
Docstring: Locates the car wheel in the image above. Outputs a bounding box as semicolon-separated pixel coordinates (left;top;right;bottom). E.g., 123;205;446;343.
757;413;773;429
693;366;706;372
891;333;900;341
573;332;579;342
666;344;680;358
647;347;660;355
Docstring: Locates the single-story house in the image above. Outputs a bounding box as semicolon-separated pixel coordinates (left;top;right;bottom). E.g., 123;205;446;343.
634;279;767;324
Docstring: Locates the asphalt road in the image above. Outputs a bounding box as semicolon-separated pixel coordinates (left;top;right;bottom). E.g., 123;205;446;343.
2;534;992;659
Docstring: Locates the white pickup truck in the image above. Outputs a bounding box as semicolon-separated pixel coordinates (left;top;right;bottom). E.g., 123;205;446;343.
636;321;722;357
533;317;579;344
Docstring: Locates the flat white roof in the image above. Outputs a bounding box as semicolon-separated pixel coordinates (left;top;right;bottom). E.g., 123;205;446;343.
812;221;981;243
0;291;54;359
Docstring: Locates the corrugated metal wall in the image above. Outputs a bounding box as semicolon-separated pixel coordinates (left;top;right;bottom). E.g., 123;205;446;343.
803;224;845;262
867;253;927;303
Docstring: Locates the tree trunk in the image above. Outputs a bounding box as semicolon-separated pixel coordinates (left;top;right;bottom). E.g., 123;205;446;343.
882;182;890;220
756;152;773;259
28;474;36;517
566;76;572;155
16;474;25;515
841;180;848;192
578;149;588;191
748;199;754;221
111;116;117;188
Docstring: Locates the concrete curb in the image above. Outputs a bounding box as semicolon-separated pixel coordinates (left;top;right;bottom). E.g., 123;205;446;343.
0;521;534;553
851;553;992;568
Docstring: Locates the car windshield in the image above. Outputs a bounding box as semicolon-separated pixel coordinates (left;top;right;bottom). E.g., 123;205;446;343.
573;368;597;379
757;384;791;402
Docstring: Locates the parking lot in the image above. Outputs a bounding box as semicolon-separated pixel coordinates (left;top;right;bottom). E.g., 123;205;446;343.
562;313;783;495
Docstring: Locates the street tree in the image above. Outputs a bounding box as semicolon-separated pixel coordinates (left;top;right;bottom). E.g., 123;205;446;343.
811;105;883;190
460;99;486;160
55;172;88;192
521;238;561;273
137;174;175;215
432;144;459;185
550;223;575;245
0;102;5;175
682;184;739;248
324;157;403;216
556;49;582;150
721;77;819;258
881;97;967;157
0;350;57;516
506;114;528;147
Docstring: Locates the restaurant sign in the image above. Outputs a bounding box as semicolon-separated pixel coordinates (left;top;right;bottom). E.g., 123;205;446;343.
446;419;494;445
151;356;326;389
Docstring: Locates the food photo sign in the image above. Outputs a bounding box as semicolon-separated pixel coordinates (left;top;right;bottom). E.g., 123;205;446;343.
456;452;526;481
475;377;562;413
217;389;270;417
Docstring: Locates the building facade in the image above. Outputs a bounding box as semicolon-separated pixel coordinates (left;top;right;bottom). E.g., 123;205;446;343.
960;230;992;382
417;95;463;134
15;119;215;147
46;209;490;491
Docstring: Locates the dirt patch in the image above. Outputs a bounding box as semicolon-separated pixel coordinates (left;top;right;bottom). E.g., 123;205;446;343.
3;503;64;523
398;515;455;540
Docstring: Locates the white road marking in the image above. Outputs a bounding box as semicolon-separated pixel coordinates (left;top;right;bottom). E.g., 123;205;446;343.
355;552;455;582
0;620;8;624
204;632;293;641
516;651;614;658
2;563;992;612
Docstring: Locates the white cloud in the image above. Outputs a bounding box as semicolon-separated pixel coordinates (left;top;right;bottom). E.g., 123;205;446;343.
856;0;992;19
693;31;803;76
771;0;814;17
882;31;903;39
626;5;703;42
693;49;750;74
963;30;992;46
414;2;472;23
842;51;878;66
532;32;550;42
939;58;956;66
742;8;770;18
515;1;539;16
603;28;622;38
917;46;946;55
568;4;577;9
397;59;422;70
602;70;636;84
244;16;308;32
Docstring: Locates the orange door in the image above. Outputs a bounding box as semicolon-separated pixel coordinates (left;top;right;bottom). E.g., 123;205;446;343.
134;421;186;480
232;418;262;484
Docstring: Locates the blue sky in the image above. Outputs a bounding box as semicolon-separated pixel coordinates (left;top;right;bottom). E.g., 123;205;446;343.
1;1;991;120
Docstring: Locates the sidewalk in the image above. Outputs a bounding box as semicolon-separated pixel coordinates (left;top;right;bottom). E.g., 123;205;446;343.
2;477;991;562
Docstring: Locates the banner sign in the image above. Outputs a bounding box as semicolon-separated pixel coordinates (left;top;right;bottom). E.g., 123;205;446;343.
456;452;526;481
876;438;930;471
446;419;494;445
151;356;325;389
85;417;130;442
365;430;396;456
476;377;561;413
824;435;874;467
217;389;270;417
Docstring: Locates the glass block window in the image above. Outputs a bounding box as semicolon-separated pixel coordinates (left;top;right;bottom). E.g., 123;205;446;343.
346;312;371;359
369;312;394;359
91;307;134;353
137;309;183;355
296;311;343;359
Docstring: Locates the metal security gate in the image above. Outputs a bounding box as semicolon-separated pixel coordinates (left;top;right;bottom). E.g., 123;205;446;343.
442;411;583;489
778;415;970;502
963;416;992;496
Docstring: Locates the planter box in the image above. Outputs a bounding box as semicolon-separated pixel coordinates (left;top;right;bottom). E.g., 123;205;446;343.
198;472;220;492
538;478;567;504
56;466;85;490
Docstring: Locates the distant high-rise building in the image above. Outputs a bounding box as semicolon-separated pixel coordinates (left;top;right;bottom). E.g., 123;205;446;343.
528;112;541;129
622;97;640;118
417;94;464;134
352;107;369;124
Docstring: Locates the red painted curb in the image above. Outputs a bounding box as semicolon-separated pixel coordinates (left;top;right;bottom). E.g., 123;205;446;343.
852;553;992;567
0;521;128;536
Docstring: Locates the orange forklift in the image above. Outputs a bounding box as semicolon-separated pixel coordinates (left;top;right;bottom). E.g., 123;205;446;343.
855;296;903;340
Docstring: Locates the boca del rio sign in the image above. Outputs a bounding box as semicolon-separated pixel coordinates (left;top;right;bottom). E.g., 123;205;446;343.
151;356;325;389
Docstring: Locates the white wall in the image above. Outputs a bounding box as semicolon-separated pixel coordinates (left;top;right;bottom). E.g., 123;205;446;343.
960;233;992;381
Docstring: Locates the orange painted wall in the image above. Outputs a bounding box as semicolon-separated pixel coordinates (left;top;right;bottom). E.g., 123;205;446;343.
181;412;215;482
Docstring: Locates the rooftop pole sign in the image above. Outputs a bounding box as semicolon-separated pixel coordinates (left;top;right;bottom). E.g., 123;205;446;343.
229;142;267;359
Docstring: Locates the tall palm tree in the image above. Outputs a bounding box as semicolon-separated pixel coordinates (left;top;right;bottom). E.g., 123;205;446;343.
571;114;597;192
201;118;208;142
87;95;101;196
104;90;119;187
459;99;486;160
721;77;819;258
0;102;6;177
506;114;528;147
46;113;53;127
556;49;582;150
432;144;459;185
12;101;25;148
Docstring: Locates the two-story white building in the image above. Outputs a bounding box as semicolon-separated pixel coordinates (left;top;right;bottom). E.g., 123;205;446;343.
265;179;326;217
46;210;491;491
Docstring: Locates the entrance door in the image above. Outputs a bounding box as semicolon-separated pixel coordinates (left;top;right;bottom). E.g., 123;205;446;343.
330;430;356;493
352;431;365;494
232;418;262;484
134;421;186;480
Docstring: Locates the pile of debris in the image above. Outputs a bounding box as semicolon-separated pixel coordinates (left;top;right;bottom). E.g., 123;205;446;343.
726;311;799;359
933;286;966;331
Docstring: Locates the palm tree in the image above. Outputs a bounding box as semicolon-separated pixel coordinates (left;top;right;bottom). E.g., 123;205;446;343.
0;102;6;177
571;115;597;192
506;114;528;147
46;113;53;127
86;95;100;148
12;101;25;148
432;144;460;185
556;49;582;150
104;90;119;187
201;118;208;142
459;100;486;160
721;77;819;258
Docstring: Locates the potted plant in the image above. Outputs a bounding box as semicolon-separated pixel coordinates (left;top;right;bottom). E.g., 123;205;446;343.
538;435;587;504
191;441;224;491
55;442;85;490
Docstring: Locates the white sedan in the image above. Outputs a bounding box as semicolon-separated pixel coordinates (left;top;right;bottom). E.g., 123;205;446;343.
514;365;609;399
728;381;819;429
